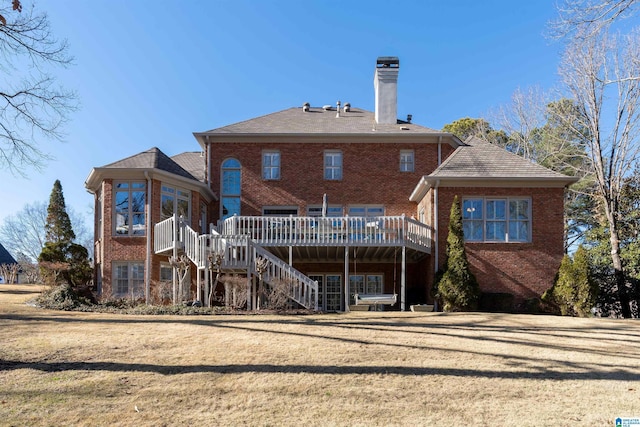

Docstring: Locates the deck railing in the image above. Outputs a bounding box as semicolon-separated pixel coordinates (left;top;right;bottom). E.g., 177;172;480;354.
218;215;432;253
153;217;318;309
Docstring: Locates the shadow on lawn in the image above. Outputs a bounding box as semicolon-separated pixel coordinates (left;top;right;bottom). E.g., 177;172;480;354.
1;358;639;382
3;311;640;362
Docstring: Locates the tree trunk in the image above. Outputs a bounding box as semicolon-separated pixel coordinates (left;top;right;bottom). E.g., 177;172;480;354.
606;208;632;318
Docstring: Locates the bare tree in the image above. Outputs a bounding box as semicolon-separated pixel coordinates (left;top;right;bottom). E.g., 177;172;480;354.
0;200;92;262
0;0;76;175
558;29;640;317
491;86;549;160
550;0;638;39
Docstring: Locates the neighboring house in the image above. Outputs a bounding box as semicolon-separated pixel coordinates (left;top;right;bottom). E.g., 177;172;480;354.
0;242;18;284
85;57;577;311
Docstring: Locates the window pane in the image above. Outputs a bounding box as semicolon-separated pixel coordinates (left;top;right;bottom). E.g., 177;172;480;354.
366;275;383;294
509;221;529;242
222;158;240;168
462;199;483;220
115;191;129;213
222;197;240;219
132;213;145;235
486;221;506;241
177;199;189;219
161;194;174;220
132;182;145;189
486;200;506;220
509;200;529;220
131;191;145;213
222;170;241;195
463;220;483;241
400;150;414;172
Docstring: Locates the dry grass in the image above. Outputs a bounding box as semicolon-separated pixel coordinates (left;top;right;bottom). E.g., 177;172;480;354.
1;284;639;426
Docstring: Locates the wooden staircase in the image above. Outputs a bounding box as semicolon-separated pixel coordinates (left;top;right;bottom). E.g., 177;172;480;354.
154;214;318;310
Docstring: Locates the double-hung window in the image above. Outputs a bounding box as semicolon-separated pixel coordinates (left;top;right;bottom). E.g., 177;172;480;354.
462;198;531;242
262;151;280;180
324;151;342;180
113;262;144;298
400;150;414;172
114;182;146;236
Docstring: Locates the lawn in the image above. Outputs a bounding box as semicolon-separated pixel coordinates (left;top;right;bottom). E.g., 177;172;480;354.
1;284;639;426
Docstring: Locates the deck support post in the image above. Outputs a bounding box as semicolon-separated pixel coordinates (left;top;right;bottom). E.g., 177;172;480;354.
401;245;406;311
246;274;252;310
344;247;350;312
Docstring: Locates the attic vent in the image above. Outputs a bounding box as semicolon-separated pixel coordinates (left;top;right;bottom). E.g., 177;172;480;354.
322;105;332;111
400;126;410;130
344;102;351;112
303;102;310;112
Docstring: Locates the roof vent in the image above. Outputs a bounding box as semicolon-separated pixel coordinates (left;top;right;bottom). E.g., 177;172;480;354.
400;126;410;131
303;102;310;112
344;102;351;112
406;114;412;123
322;105;332;111
336;100;341;118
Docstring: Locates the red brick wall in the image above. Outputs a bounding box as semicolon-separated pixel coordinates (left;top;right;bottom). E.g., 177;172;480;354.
435;187;566;301
209;141;448;220
97;177;208;299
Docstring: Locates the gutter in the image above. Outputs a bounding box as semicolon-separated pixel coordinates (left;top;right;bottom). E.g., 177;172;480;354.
434;179;440;276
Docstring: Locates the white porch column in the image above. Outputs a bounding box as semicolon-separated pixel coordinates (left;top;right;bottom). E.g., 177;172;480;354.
401;245;406;311
344;247;350;312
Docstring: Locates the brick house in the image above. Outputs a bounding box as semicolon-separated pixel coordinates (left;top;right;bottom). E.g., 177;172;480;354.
85;57;576;311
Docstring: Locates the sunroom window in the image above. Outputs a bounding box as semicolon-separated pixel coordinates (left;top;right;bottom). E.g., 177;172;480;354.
462;198;531;243
161;184;191;224
114;182;146;236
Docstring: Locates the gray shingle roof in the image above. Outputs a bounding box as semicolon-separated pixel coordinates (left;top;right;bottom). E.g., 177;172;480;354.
172;152;205;183
428;137;578;181
0;242;17;266
101;147;198;181
201;106;439;135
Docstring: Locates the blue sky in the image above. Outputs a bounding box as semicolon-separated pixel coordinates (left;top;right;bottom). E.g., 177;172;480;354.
1;0;563;236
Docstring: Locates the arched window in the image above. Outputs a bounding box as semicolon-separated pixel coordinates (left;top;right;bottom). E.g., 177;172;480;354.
221;158;241;220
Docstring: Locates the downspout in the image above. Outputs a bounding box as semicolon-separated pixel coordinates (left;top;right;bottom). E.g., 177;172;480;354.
433;179;440;280
437;136;442;166
205;135;211;186
144;171;152;304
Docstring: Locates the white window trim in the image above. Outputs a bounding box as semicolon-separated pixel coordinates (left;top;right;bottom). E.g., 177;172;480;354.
113;181;146;237
324;150;343;181
112;261;145;298
262;150;281;181
462;197;532;243
400;149;415;172
161;183;192;223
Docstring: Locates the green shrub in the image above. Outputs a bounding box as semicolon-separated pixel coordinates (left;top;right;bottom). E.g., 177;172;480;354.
542;245;598;317
35;283;93;311
435;196;480;311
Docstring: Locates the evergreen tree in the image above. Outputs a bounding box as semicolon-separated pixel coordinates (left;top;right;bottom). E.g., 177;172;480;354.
435;196;480;311
45;180;75;244
542;245;597;317
38;180;92;288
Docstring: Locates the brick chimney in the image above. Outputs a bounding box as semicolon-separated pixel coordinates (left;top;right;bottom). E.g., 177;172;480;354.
374;57;399;125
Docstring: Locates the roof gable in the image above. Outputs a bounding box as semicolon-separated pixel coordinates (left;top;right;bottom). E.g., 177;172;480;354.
0;242;17;265
429;137;578;181
101;147;198;181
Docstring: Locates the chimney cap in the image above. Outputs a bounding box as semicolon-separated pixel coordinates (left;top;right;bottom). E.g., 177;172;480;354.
376;57;399;68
